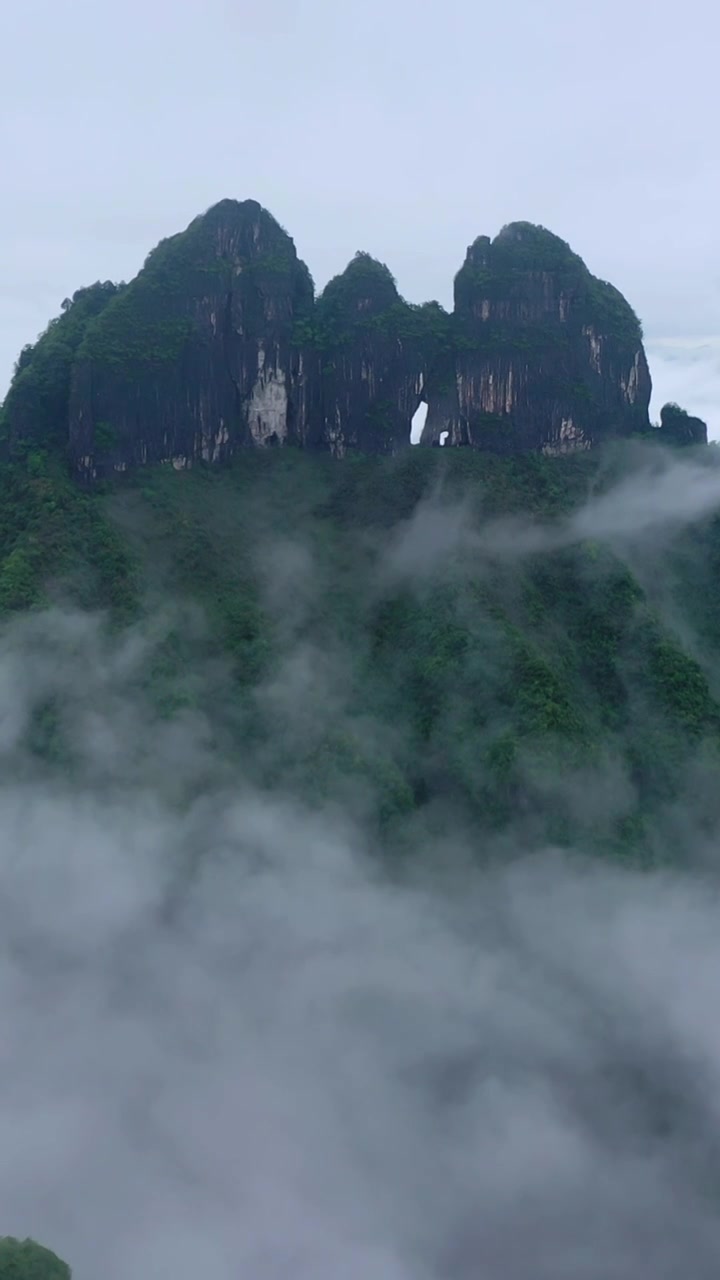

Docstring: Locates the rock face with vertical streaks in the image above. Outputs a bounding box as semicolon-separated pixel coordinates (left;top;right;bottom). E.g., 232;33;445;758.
309;253;448;457
421;222;652;453
67;199;315;478
5;202;690;473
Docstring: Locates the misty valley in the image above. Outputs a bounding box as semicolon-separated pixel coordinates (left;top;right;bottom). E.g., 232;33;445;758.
3;204;720;1279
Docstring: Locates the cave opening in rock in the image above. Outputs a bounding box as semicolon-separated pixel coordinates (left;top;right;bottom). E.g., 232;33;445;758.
411;402;428;444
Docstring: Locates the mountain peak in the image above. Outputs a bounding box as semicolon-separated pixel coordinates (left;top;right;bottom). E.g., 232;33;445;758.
3;203;702;470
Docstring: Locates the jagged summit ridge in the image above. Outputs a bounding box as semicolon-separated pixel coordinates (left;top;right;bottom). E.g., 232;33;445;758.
2;199;703;474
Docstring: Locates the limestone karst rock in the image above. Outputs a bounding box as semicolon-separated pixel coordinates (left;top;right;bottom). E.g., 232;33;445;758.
421;222;652;454
67;199;314;478
657;402;708;446
310;252;448;457
5;201;699;475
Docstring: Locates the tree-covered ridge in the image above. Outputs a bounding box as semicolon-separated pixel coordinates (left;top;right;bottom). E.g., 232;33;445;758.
1;281;123;450
491;221;586;271
302;251;451;355
318;251;400;321
0;1236;71;1279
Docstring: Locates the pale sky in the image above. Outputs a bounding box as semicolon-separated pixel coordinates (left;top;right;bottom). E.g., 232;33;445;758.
2;0;719;432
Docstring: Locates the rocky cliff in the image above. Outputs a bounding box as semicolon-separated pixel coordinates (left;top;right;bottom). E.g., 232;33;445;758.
657;402;708;446
62;213;451;471
5;201;699;472
67;200;315;478
308;253;449;457
421;222;652;452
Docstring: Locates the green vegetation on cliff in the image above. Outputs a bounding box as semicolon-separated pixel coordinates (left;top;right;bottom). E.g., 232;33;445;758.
304;251;451;355
1;282;123;448
0;1237;71;1279
75;199;312;370
454;221;643;344
587;276;642;342
490;222;585;272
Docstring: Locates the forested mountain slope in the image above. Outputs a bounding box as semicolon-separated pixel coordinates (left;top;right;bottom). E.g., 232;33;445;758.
0;438;718;866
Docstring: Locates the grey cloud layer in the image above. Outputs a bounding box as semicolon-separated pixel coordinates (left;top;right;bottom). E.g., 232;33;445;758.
4;612;720;1279
385;448;720;581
